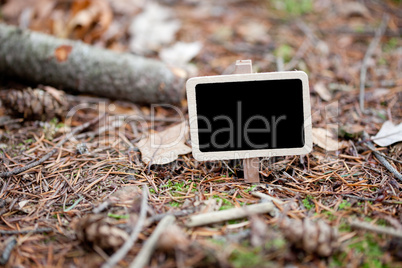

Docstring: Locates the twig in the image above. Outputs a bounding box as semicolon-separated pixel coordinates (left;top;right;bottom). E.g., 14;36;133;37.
350;220;402;239
342;194;402;205
185;202;275;227
363;133;402;182
0;227;53;235
145;208;195;226
364;144;402;164
251;191;284;204
276;56;284;72
93;200;111;214
63;195;84;212
101;185;149;268
296;19;320;46
129;215;175;268
0;236;17;265
285;38;310;71
0;115;103;178
359;14;389;112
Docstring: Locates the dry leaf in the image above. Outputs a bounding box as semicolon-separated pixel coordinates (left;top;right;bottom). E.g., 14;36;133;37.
2;0;36;22
372;121;402;147
54;45;73;62
109;185;141;204
157;224;190;251
339;124;364;139
136;122;192;165
67;0;113;42
314;82;332;101
312;128;347;151
106;0;143;15
159;41;202;67
237;20;270;43
129;2;181;55
338;1;370;18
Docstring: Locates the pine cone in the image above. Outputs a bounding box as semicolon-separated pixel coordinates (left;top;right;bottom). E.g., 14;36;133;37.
280;218;339;257
157;223;190;251
0;86;67;121
72;214;128;251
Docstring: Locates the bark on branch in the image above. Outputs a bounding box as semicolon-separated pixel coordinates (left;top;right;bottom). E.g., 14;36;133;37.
0;23;186;104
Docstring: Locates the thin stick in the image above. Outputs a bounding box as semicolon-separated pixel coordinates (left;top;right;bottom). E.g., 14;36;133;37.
342;194;402;205
251;192;284;204
363;133;402;182
101;185;149;268
0;227;53;235
0;236;17;265
364;145;402;164
0;115;103;178
359;14;389;112
129;215;175;268
185;202;275;227
350;220;402;239
145;208;195;226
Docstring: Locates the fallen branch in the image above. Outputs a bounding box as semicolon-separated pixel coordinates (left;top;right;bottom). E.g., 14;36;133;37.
0;23;186;104
185;202;275;227
102;185;149;268
359;15;389;112
350;220;402;239
0;115;102;178
129;215;175;268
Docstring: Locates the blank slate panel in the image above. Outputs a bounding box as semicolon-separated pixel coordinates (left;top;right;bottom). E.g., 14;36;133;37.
196;79;304;152
186;71;312;161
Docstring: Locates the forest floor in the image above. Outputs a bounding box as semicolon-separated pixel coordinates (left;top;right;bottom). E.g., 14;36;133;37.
0;0;401;267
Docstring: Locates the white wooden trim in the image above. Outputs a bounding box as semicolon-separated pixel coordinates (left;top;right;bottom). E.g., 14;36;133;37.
186;71;312;161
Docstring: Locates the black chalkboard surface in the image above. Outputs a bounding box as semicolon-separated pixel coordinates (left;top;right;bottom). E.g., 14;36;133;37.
187;71;312;161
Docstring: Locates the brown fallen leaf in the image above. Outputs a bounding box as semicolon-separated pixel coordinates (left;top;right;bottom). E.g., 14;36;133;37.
312;128;348;151
157;223;190;251
66;0;113;42
136;122;192;165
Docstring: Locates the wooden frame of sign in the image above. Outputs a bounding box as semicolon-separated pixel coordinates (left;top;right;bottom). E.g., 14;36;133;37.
186;60;312;183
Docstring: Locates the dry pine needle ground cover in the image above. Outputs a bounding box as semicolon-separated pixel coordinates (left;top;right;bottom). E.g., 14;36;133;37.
0;0;401;267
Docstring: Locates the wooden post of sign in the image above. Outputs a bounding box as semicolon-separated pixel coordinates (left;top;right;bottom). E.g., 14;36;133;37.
233;60;260;184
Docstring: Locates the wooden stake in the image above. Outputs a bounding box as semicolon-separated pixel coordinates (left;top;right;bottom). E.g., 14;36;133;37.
233;60;260;183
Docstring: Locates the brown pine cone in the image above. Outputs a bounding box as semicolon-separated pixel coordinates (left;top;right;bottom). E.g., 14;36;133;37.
72;214;128;251
0;86;67;121
280;218;339;257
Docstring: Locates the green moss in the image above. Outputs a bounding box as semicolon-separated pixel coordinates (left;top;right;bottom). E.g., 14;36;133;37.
274;44;294;62
108;213;129;219
348;234;384;267
302;195;315;210
338;222;352;232
229;248;269;268
338;200;351;210
245;185;258;192
383;37;398;52
270;0;313;16
169;201;181;208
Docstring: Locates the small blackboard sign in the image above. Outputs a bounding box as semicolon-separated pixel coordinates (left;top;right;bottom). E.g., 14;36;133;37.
187;71;312;161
